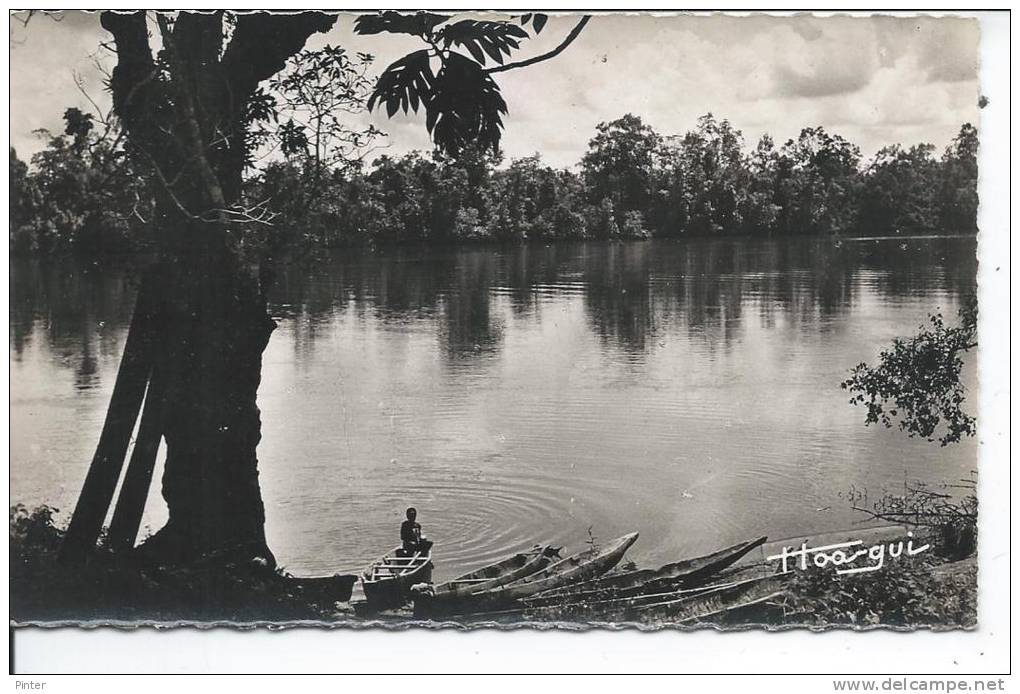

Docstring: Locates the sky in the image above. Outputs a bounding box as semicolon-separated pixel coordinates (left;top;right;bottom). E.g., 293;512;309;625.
9;11;981;169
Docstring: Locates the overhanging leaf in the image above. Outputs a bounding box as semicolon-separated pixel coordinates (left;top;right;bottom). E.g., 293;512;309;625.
368;50;433;116
438;20;527;67
519;13;548;34
423;52;507;155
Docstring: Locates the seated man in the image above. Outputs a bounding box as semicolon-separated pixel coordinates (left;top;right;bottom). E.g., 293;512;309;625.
399;507;432;556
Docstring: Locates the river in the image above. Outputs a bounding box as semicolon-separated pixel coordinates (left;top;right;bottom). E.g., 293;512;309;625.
10;236;978;579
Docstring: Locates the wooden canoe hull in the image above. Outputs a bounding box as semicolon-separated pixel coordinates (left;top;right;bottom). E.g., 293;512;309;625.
634;573;790;625
416;533;639;618
361;547;433;607
497;532;639;600
459;573;789;624
527;535;768;606
429;546;556;601
459;532;639;607
459;580;723;623
289;574;358;604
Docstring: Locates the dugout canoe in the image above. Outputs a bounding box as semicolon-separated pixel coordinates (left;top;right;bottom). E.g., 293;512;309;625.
288;573;358;604
361;545;433;607
457;573;789;624
632;572;791;624
527;535;768;606
477;531;639;602
426;545;561;601
459;579;724;623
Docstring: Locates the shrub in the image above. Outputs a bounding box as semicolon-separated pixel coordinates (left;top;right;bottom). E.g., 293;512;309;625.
777;553;976;628
10;504;349;624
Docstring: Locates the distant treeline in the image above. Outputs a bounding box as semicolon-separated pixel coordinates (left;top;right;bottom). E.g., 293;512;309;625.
10;111;978;256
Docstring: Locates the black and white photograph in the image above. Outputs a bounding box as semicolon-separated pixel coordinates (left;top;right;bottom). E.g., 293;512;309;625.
8;8;1000;646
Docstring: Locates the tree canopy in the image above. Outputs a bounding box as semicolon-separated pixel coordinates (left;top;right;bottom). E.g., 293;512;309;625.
12;113;981;256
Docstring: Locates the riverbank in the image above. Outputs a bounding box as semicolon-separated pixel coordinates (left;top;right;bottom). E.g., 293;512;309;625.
694;551;977;630
10;505;355;624
11;504;976;628
775;554;977;629
9;229;980;263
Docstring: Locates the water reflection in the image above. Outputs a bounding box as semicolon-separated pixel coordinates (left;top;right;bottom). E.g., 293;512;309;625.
11;259;139;390
11;239;978;383
10;237;977;577
260;237;974;367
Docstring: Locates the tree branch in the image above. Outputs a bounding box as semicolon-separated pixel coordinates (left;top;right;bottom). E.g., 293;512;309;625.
485;15;591;75
171;10;224;68
222;12;338;103
156;14;227;214
99;11;158;135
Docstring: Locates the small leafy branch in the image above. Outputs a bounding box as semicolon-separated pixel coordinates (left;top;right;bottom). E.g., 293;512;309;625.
585;525;600;555
845;474;977;559
247;45;384;178
354;12;590;156
841;296;977;446
10;504;63;556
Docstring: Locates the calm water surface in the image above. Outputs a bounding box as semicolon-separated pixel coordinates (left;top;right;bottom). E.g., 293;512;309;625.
10;237;978;579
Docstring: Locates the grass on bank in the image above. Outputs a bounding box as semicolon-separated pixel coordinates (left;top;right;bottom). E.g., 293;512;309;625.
10;504;346;623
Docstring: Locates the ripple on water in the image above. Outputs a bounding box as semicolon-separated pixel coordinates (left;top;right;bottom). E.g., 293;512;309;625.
10;239;978;582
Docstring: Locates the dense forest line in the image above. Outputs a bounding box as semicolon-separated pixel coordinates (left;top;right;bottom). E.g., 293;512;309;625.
10;108;978;256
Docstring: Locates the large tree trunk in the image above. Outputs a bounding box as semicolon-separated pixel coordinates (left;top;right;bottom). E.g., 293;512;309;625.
60;273;162;562
137;246;277;564
68;10;337;566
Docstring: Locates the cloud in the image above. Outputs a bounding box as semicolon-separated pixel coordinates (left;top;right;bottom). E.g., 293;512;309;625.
771;60;875;99
9;11;981;170
757;19;882;99
9;11;113;157
918;19;981;83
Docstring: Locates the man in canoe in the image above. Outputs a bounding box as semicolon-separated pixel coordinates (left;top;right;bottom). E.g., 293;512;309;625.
399;507;433;556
